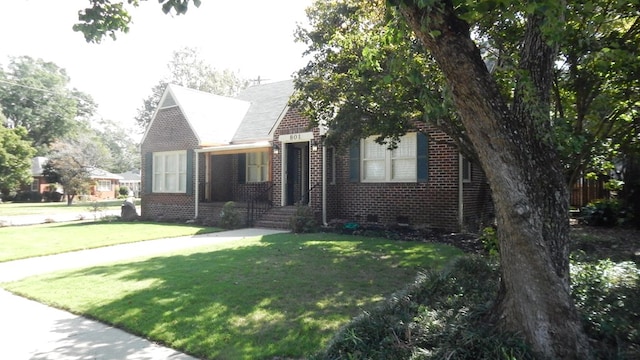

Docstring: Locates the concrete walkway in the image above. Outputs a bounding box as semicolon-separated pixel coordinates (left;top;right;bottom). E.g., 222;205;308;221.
0;228;288;360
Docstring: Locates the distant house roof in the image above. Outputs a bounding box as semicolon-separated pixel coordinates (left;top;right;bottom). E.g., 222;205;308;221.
231;80;294;143
116;170;141;182
31;156;48;176
88;168;123;180
142;84;251;147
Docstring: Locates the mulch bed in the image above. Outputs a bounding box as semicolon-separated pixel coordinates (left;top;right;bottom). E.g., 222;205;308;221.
326;220;640;263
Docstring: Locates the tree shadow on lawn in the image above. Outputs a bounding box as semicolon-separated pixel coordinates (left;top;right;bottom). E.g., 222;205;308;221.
22;233;461;360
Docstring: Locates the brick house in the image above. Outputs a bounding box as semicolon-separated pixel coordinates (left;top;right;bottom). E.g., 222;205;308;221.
28;157;122;201
140;80;493;231
87;168;123;200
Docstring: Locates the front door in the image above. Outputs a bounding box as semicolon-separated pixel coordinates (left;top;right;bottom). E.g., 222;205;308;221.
285;142;310;205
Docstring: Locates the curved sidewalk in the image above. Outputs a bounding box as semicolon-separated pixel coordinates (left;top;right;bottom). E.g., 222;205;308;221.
0;228;288;360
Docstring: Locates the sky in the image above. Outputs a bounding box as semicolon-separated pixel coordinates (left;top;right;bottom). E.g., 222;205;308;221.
0;0;313;134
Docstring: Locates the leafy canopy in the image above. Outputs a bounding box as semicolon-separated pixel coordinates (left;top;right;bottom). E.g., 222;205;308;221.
293;0;639;184
0;125;36;194
0;56;97;150
73;0;202;43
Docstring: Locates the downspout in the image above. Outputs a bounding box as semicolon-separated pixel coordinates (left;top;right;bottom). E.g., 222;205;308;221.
195;150;199;219
322;143;328;226
458;153;464;231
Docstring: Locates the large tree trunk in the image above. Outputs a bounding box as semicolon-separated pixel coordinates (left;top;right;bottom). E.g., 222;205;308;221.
399;2;592;359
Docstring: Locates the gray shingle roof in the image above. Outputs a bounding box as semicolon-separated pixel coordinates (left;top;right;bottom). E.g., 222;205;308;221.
231;80;294;143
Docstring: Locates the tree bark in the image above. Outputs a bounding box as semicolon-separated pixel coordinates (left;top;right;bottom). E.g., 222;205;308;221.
398;2;591;358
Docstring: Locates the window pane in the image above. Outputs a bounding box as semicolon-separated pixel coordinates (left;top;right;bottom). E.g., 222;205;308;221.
363;160;385;180
392;159;416;180
163;156;174;175
260;165;268;180
179;153;187;173
248;166;258;182
248;153;257;166
153;174;163;192
153;155;163;173
166;173;177;192
364;139;385;159
392;134;416;158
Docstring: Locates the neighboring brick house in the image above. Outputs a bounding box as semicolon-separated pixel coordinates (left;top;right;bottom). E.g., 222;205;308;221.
29;156;50;194
140;80;493;231
28;157;122;201
87;168;123;200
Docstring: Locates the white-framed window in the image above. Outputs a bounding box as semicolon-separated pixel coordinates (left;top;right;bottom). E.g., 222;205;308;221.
327;147;336;185
462;156;472;183
246;151;269;182
97;180;111;192
30;180;39;192
153;151;187;193
361;133;417;182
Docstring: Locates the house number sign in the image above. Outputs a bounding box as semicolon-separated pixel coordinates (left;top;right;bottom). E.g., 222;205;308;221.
278;132;314;142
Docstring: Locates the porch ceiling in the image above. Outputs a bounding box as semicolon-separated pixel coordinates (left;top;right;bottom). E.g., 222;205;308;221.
196;141;271;155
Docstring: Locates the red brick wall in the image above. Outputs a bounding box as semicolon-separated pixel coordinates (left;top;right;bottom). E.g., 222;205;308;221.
332;128;461;231
272;108;323;216
140;107;199;221
273;108;466;231
462;161;494;232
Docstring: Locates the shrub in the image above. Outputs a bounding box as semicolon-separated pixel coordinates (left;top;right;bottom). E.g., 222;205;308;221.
118;186;130;197
42;191;63;202
13;191;42;203
581;199;624;227
290;204;317;233
219;201;242;229
480;226;498;256
312;256;533;360
571;258;640;358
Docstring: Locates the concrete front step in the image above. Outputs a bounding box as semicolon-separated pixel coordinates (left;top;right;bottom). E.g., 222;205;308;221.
253;206;298;229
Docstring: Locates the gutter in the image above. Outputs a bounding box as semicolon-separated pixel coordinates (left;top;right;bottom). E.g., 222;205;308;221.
322;144;328;226
458;154;464;231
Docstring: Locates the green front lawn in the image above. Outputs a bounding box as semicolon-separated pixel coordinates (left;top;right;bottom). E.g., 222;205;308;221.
0;221;221;262
3;232;462;359
0;199;139;216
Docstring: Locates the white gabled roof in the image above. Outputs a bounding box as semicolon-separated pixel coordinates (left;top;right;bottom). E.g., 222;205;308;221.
141;84;251;146
31;156;48;176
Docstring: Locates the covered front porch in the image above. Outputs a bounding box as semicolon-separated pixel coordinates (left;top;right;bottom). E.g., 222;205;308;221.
194;142;275;226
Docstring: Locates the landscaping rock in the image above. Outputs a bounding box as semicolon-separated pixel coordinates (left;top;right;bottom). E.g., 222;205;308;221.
120;198;138;221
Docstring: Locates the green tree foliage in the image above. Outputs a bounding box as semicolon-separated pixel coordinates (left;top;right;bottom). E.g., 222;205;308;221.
43;136;112;205
552;1;640;185
292;1;461;151
73;0;202;43
0;125;36;195
135;47;249;130
296;0;592;357
0;56;97;150
88;119;140;173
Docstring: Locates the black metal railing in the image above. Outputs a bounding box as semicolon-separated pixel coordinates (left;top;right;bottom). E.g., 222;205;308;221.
246;182;274;226
298;182;321;205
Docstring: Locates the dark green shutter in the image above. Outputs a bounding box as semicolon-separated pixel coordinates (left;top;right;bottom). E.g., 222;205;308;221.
144;152;153;194
349;141;360;182
186;150;194;195
238;153;246;184
417;133;428;183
